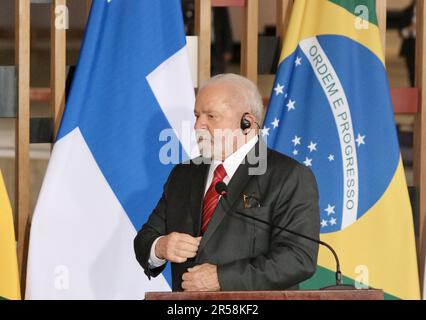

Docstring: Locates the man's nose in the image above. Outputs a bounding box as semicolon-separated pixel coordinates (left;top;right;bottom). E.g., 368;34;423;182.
194;118;207;130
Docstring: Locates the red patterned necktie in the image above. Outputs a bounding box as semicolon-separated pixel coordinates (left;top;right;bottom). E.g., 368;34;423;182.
201;164;227;234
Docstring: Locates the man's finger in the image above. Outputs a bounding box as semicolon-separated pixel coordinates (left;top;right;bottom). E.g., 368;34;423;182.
176;241;199;253
182;280;197;291
188;264;203;272
174;248;198;259
181;280;189;290
171;255;187;263
182;272;193;281
180;234;202;246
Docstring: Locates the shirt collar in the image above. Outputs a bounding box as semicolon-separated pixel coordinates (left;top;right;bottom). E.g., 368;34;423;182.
211;135;259;179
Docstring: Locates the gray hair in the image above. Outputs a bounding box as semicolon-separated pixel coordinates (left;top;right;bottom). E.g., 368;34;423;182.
199;73;264;121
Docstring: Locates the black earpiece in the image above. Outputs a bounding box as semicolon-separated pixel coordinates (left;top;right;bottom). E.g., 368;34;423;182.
240;112;252;131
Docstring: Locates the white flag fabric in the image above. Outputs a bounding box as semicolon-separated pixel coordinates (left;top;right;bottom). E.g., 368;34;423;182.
26;0;197;299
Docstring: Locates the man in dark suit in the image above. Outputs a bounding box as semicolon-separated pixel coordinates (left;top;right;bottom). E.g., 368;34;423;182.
134;74;320;292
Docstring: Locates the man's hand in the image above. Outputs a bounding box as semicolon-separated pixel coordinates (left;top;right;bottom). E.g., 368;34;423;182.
155;232;202;263
181;264;220;291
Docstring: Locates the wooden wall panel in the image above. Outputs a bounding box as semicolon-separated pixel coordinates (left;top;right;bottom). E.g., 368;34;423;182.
414;0;426;288
15;0;30;294
195;0;211;86
51;0;67;138
241;0;258;84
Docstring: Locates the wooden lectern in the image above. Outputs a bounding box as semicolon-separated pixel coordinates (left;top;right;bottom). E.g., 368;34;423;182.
145;289;384;300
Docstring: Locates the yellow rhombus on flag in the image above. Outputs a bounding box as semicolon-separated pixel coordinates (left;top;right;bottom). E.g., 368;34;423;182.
264;0;420;299
0;169;20;300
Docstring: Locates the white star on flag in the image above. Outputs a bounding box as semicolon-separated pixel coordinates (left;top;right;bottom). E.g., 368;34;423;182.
321;219;328;228
292;136;301;146
295;56;302;66
293;150;299;156
328;154;335;162
271;118;280;129
286;99;296;112
356;133;366;147
324;204;335;216
261;127;270;137
329;218;337;226
274;83;284;96
307;142;317;152
303;157;313;167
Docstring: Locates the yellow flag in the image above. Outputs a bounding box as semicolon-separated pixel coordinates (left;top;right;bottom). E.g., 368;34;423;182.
0;169;20;300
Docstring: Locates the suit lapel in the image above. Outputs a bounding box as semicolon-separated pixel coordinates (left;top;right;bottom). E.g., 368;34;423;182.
197;141;265;256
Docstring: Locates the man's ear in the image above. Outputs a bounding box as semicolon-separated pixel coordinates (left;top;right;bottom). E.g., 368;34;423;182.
243;113;258;130
240;112;258;136
246;113;258;126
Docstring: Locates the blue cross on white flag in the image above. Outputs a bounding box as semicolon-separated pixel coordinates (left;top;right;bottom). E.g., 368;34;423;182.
26;0;196;299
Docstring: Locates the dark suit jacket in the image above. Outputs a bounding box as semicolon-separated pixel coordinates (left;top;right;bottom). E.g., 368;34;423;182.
134;142;320;291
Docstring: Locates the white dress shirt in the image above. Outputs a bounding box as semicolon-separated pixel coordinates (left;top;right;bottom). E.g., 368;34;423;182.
148;136;259;268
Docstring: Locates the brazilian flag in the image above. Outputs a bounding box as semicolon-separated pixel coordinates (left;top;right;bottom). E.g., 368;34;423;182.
263;0;420;299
